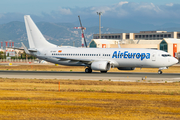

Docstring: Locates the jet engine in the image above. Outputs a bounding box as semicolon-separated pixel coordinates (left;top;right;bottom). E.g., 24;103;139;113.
117;67;135;70
91;61;111;71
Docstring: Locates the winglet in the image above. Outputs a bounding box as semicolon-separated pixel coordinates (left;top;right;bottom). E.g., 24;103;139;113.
21;42;30;54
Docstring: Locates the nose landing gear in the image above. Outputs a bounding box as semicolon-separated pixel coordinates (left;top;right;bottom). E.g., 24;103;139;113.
158;67;168;74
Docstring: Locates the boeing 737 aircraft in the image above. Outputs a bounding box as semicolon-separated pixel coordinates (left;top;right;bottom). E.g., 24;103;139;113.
22;15;178;74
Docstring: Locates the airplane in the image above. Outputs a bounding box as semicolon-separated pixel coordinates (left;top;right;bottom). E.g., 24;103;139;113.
22;15;178;74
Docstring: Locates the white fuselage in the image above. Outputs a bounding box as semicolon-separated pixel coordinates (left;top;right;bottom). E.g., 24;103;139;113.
34;47;178;68
23;15;178;73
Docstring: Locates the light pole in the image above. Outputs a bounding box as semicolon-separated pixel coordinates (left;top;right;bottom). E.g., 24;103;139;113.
73;41;75;47
97;12;102;39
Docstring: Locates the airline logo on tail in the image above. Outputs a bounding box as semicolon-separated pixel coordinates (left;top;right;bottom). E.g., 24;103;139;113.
112;51;151;60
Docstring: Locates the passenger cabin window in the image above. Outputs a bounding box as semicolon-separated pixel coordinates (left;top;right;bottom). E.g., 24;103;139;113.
52;53;107;57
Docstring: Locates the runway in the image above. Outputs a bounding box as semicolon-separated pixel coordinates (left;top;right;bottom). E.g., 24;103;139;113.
0;70;180;82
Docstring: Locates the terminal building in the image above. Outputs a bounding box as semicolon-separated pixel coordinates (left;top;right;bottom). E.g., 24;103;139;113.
93;31;180;40
89;31;180;58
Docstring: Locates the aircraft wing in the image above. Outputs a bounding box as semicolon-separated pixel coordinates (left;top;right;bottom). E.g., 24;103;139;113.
54;56;93;64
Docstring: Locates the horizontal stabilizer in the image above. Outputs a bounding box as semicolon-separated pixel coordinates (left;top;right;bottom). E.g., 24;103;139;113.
21;42;30;54
8;47;24;50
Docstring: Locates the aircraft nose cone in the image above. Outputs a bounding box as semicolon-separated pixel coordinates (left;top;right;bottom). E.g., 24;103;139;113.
173;58;179;64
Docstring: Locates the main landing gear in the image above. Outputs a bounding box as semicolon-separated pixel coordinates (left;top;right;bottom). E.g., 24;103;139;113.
101;71;107;73
85;67;92;73
158;70;162;74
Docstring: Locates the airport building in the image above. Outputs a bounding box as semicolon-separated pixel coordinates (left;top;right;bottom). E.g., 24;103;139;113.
93;31;180;40
90;31;180;58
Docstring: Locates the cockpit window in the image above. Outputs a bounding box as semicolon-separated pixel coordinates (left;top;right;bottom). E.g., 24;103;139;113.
162;54;171;57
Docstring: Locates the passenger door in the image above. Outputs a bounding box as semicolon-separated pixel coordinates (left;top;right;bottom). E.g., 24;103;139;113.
152;53;156;61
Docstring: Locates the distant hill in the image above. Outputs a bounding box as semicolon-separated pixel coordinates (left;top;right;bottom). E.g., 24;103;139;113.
75;17;180;32
0;21;180;48
0;21;131;48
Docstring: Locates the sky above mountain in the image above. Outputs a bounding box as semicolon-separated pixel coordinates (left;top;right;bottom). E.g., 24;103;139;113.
1;0;180;14
0;0;180;27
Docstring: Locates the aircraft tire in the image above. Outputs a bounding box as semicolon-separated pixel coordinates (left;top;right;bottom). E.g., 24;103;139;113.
101;71;107;73
158;70;162;74
85;68;92;73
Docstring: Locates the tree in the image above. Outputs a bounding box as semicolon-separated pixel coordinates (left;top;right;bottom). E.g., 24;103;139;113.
20;51;36;59
0;51;4;59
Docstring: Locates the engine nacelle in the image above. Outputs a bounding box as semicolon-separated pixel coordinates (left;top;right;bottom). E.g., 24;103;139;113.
117;67;135;70
91;61;111;71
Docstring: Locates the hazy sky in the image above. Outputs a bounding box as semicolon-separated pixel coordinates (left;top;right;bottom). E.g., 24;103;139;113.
0;0;180;25
0;0;179;14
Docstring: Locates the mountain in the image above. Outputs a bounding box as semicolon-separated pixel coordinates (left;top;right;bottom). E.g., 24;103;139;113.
0;21;180;48
75;17;180;32
0;21;131;48
80;18;154;32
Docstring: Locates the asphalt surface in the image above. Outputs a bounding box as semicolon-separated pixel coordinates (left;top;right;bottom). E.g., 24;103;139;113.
0;70;180;83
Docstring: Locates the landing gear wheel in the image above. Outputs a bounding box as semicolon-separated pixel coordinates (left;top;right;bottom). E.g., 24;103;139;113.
158;70;162;74
101;71;107;73
85;68;92;73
